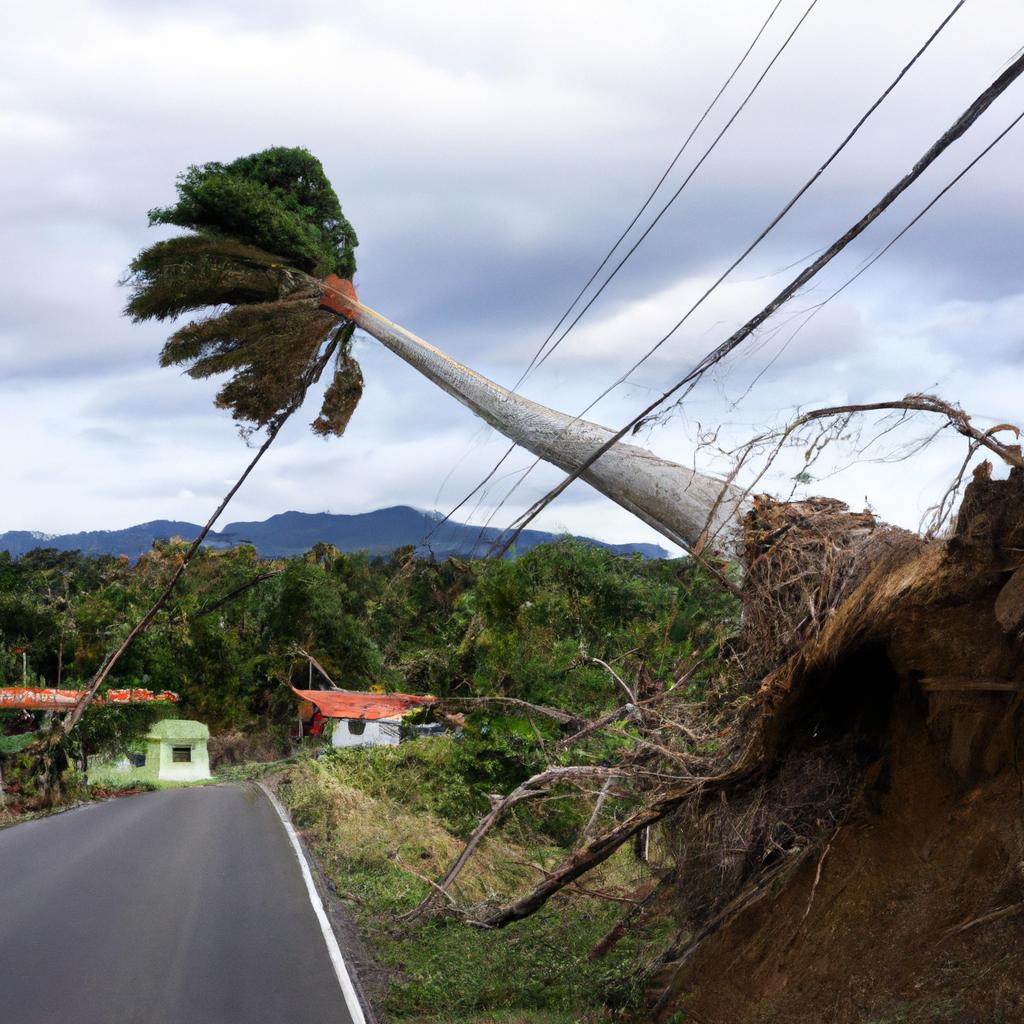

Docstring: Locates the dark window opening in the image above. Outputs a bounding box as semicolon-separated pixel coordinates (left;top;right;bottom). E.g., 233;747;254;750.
172;746;193;763
346;719;366;736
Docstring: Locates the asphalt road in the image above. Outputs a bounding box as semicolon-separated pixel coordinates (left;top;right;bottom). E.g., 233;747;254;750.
0;784;356;1024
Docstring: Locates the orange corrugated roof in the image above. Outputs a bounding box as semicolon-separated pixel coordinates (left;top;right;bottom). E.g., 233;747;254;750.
0;687;178;710
291;687;435;721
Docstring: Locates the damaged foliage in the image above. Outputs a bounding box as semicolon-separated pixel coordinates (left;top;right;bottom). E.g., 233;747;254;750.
402;463;1024;1018
123;146;362;436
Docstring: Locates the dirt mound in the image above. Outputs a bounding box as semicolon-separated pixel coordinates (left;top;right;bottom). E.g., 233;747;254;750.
665;694;1024;1023
660;466;1024;1023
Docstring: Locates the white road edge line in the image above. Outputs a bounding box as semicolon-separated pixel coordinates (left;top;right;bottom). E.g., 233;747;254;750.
259;783;369;1024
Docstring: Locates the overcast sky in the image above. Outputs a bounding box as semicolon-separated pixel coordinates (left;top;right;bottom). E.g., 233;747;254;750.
2;0;1022;552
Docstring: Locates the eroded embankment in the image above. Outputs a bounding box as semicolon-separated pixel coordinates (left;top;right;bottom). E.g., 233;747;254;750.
662;466;1024;1023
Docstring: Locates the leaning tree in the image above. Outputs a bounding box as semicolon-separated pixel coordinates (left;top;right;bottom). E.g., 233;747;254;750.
44;55;1024;1011
56;140;750;742
62;50;1021;747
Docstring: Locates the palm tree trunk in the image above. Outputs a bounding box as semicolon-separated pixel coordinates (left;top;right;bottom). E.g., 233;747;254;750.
322;283;747;557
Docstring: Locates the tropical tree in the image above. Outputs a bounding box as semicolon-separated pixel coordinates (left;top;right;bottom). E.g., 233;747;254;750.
54;140;734;750
124;145;363;437
54;147;367;743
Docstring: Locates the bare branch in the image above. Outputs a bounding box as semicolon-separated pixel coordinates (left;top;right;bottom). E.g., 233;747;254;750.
943;900;1024;938
586;656;637;703
589;871;677;960
168;569;283;624
781;395;1021;470
291;646;346;691
479;763;757;928
403;765;652;922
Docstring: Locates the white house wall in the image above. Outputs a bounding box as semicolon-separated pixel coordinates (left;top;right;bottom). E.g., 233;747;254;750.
145;738;211;781
330;718;402;749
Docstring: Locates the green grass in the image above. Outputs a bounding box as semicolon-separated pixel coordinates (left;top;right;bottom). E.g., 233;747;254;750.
214;756;300;782
307;738;488;835
399;1011;613;1024
86;758;220;790
276;747;666;1021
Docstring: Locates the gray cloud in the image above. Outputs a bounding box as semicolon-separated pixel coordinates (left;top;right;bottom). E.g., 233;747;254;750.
2;0;1022;549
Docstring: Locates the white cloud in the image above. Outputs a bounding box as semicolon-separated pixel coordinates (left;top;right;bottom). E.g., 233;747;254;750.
1;0;1022;551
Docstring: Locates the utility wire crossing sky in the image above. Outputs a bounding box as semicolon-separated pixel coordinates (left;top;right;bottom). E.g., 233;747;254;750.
2;0;1022;552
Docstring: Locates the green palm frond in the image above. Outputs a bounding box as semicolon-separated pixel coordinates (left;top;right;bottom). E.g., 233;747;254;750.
123;146;362;437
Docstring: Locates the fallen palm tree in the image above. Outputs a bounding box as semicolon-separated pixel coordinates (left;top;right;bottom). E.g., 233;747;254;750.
24;48;1020;1015
56;48;1020;744
290;68;1024;1002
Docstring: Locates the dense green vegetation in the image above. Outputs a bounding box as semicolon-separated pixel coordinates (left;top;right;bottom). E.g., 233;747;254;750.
0;538;736;768
147;146;358;279
278;742;665;1020
1;538;739;1019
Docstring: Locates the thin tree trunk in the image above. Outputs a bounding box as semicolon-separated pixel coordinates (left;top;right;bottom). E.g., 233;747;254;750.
582;777;614;841
168;569;284;625
318;283;747;557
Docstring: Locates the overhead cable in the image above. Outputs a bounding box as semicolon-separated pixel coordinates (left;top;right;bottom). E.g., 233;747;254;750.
474;0;968;546
513;0;788;390
429;0;815;542
491;51;1024;556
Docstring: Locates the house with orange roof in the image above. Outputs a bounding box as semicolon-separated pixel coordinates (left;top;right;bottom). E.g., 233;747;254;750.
292;687;437;748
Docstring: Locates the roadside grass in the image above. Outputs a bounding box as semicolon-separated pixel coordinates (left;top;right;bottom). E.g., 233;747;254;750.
277;743;664;1021
86;758;219;791
399;1011;615;1024
214;755;302;782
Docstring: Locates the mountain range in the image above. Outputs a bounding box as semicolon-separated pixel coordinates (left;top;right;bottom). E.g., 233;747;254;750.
0;506;668;562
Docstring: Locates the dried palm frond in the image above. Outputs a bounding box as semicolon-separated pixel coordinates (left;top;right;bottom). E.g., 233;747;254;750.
123;235;291;321
313;351;364;437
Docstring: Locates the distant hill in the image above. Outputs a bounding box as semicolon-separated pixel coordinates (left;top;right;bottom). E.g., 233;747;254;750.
0;507;669;562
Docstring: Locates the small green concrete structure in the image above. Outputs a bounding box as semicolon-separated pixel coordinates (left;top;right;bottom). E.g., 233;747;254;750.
142;719;211;782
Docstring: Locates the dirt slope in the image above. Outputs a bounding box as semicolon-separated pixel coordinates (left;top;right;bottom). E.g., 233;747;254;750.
663;467;1024;1023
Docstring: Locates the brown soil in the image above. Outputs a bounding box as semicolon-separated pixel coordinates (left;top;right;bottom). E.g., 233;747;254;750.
666;695;1024;1023
661;466;1024;1023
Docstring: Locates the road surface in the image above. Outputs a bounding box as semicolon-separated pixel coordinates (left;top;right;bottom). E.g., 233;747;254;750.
0;784;357;1024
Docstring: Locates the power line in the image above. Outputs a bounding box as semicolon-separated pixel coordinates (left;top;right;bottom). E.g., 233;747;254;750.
741;103;1024;424
512;0;787;391
525;0;823;381
475;0;967;543
427;0;815;543
687;103;1024;552
491;52;1024;557
573;0;968;409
